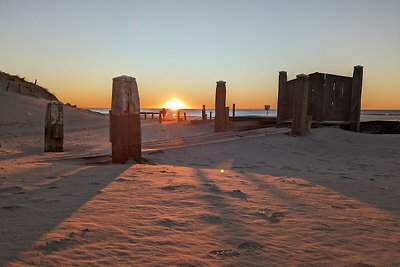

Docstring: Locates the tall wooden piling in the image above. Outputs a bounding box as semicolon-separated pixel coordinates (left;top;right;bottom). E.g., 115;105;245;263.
44;101;64;152
215;81;227;132
277;71;288;123
202;105;207;120
292;74;309;136
225;107;230;130
110;75;141;164
349;65;363;132
232;103;236;117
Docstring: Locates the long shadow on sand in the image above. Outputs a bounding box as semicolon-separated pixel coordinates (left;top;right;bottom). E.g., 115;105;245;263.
0;159;132;266
151;143;400;217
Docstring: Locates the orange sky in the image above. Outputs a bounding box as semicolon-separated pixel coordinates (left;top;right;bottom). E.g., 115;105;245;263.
1;1;399;110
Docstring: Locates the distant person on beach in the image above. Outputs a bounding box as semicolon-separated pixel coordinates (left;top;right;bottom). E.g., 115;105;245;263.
161;108;166;119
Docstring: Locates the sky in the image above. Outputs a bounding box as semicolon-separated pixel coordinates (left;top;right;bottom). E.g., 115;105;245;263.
1;0;399;109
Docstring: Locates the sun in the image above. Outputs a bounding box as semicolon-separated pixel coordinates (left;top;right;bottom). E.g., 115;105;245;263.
164;98;189;110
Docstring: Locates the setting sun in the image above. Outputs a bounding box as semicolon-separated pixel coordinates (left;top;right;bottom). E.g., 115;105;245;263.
163;98;189;110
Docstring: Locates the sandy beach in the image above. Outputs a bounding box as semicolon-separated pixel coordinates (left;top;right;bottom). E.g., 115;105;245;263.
1;91;400;266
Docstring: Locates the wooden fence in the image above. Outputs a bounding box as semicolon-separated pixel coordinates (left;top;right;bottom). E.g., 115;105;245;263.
277;66;363;131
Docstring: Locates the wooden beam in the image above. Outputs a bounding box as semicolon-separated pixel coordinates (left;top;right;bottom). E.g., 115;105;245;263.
292;74;309;136
349;65;363;132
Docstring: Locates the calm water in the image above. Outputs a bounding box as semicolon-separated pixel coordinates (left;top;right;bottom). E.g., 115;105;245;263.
88;108;400;121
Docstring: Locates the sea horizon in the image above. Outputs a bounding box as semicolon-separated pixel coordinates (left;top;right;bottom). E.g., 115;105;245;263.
87;108;400;121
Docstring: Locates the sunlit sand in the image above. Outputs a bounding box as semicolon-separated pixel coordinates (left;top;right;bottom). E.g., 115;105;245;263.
1;91;399;266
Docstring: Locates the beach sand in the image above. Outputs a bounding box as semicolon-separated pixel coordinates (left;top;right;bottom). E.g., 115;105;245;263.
1;92;400;266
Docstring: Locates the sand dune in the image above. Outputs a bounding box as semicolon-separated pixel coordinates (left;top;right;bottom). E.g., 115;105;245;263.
1;91;399;266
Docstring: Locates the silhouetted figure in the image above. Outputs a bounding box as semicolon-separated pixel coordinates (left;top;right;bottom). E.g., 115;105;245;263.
161;108;166;119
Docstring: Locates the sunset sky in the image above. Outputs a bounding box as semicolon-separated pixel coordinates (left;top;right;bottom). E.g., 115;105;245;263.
1;0;399;109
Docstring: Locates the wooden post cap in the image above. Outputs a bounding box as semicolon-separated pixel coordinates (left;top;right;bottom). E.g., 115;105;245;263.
279;71;287;75
113;75;136;82
296;74;309;79
216;80;226;84
354;65;363;70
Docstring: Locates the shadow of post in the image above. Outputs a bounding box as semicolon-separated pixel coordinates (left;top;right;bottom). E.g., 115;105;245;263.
0;161;132;266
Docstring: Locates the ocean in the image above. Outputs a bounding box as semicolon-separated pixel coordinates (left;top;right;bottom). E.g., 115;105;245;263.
88;108;400;121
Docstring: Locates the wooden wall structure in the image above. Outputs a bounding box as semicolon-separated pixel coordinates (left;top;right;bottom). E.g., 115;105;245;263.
277;66;363;131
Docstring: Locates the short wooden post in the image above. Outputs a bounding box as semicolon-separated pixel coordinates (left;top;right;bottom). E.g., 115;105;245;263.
232;103;236;117
277;71;288;123
151;113;154;119
6;82;9;91
44;101;64;152
144;112;147;120
215;80;227;132
184;112;187;121
110;75;141;164
202;105;207;120
209;111;212;119
349;65;363;132
177;110;181;121
292;74;309;136
159;111;162;123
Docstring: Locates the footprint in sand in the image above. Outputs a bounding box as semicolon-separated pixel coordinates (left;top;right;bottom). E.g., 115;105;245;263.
203;183;222;193
350;262;376;267
161;184;195;192
0;186;24;194
156;218;184;228
256;210;285;223
208;249;240;257
1;205;21;211
227;189;247;199
237;241;264;254
198;214;222;224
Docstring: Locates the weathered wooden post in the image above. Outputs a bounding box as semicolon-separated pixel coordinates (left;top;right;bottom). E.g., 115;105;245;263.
184;112;187;121
44;101;64;152
232;103;236;117
202;105;207;120
349;65;363;132
144;112;147;120
110;75;141;164
292;74;309;136
177;110;181;121
159;110;162;123
225;107;230;130
151;113;154;119
277;71;288;124
209;111;212;119
215;81;227;132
